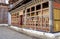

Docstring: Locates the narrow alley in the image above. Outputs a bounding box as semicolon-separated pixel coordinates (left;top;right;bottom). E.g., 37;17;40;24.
0;0;60;39
0;27;39;39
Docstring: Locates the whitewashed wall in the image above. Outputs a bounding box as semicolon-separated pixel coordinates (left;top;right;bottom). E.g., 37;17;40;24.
8;12;11;25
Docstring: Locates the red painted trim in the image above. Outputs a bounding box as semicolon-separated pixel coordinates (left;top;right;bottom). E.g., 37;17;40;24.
53;2;60;8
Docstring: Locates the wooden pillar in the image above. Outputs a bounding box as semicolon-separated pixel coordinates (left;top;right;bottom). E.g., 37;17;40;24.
24;8;27;28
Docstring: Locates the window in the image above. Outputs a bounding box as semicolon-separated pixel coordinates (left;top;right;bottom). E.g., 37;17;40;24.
31;7;35;11
31;13;35;16
42;2;49;8
27;8;30;12
36;24;38;26
36;4;41;10
27;14;30;16
23;10;25;14
36;12;40;15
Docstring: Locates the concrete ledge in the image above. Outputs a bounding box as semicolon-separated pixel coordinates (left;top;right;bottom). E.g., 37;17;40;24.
0;24;8;26
10;26;60;39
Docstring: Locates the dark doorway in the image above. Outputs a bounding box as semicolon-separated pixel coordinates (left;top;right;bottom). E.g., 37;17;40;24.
19;15;23;27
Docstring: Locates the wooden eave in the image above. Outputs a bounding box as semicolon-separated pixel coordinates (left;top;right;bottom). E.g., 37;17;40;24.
9;0;32;12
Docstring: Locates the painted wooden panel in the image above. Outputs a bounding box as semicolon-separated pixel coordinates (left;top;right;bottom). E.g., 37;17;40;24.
53;1;60;32
54;9;60;19
53;8;60;32
19;10;23;15
11;13;19;26
53;2;60;9
54;21;60;32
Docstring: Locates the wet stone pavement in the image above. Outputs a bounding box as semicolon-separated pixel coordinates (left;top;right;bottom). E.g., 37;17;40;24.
0;27;40;39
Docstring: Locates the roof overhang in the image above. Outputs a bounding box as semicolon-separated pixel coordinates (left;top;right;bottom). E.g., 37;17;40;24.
9;0;32;12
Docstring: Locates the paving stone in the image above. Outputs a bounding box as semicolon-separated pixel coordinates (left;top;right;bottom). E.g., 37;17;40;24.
0;27;32;39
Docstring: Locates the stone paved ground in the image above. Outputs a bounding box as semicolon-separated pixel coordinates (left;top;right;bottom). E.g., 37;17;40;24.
0;27;39;39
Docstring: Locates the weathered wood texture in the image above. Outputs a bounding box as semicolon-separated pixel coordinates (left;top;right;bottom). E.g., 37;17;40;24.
0;5;8;24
